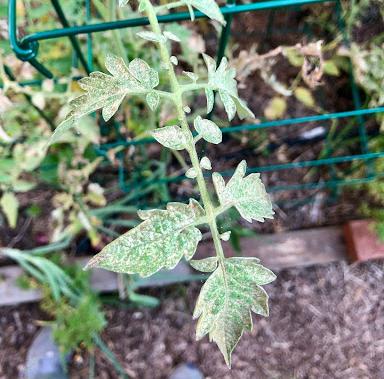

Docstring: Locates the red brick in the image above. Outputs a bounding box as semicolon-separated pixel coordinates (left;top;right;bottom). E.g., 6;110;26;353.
344;219;384;262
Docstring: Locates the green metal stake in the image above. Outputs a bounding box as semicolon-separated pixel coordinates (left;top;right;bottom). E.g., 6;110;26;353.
86;0;94;72
50;0;91;74
3;65;55;129
335;0;373;177
217;0;237;63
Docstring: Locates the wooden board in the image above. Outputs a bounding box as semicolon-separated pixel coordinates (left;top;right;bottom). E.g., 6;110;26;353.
0;261;194;307
220;226;346;270
0;226;347;306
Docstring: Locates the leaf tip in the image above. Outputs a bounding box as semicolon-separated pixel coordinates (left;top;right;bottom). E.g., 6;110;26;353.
84;254;101;271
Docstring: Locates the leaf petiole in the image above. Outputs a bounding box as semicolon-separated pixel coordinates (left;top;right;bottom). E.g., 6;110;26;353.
179;82;211;94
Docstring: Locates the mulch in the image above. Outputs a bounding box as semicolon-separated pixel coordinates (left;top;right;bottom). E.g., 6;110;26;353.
1;259;383;379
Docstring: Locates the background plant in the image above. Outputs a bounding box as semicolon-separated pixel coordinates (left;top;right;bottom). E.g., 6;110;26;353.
0;247;132;377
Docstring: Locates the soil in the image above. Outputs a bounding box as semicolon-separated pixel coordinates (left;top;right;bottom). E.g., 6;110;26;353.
1;259;384;379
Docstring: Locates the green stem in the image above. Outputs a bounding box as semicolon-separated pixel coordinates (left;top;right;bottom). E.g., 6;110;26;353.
154;89;175;100
143;1;226;264
180;82;210;94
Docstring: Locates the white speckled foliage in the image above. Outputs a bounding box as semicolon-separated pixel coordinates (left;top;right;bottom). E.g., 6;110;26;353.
193;257;276;367
52;0;277;367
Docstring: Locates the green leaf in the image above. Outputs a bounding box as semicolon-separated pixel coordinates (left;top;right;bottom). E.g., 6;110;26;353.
194;116;222;144
151;125;187;150
323;60;340;76
12;180;36;192
119;0;129;6
0;192;19;228
146;91;160;111
213;160;274;223
294;87;315;108
49;55;159;145
264;97;287;120
85;200;204;277
183;0;225;25
190;257;218;272
203;54;254;120
284;47;304;67
193;257;276;367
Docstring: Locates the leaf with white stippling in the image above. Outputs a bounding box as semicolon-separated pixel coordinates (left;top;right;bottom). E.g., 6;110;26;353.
200;157;212;170
48;55;159;145
194;116;222;144
213;160;274;223
164;31;181;42
85;200;204;277
186;168;197;179
193;257;276;367
138;1;146;11
220;231;231;241
203;54;254;120
137;31;166;43
48;118;77;146
205;88;215;114
146;92;160;111
151;125;187;150
119;0;129;6
183;71;199;82
190;257;218;272
0;192;19;228
170;56;178;65
182;0;225;25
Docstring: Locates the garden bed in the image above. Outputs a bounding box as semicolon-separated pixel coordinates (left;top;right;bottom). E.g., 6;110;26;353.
1;259;383;378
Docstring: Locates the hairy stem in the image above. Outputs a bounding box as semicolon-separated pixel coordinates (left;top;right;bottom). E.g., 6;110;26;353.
143;0;226;264
180;82;211;94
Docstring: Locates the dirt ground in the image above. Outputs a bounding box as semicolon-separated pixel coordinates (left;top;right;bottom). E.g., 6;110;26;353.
1;258;383;379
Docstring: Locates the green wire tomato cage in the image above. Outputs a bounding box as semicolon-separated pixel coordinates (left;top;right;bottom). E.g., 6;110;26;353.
5;0;384;205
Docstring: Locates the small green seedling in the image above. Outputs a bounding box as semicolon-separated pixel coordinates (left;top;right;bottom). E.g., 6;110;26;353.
51;0;276;367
